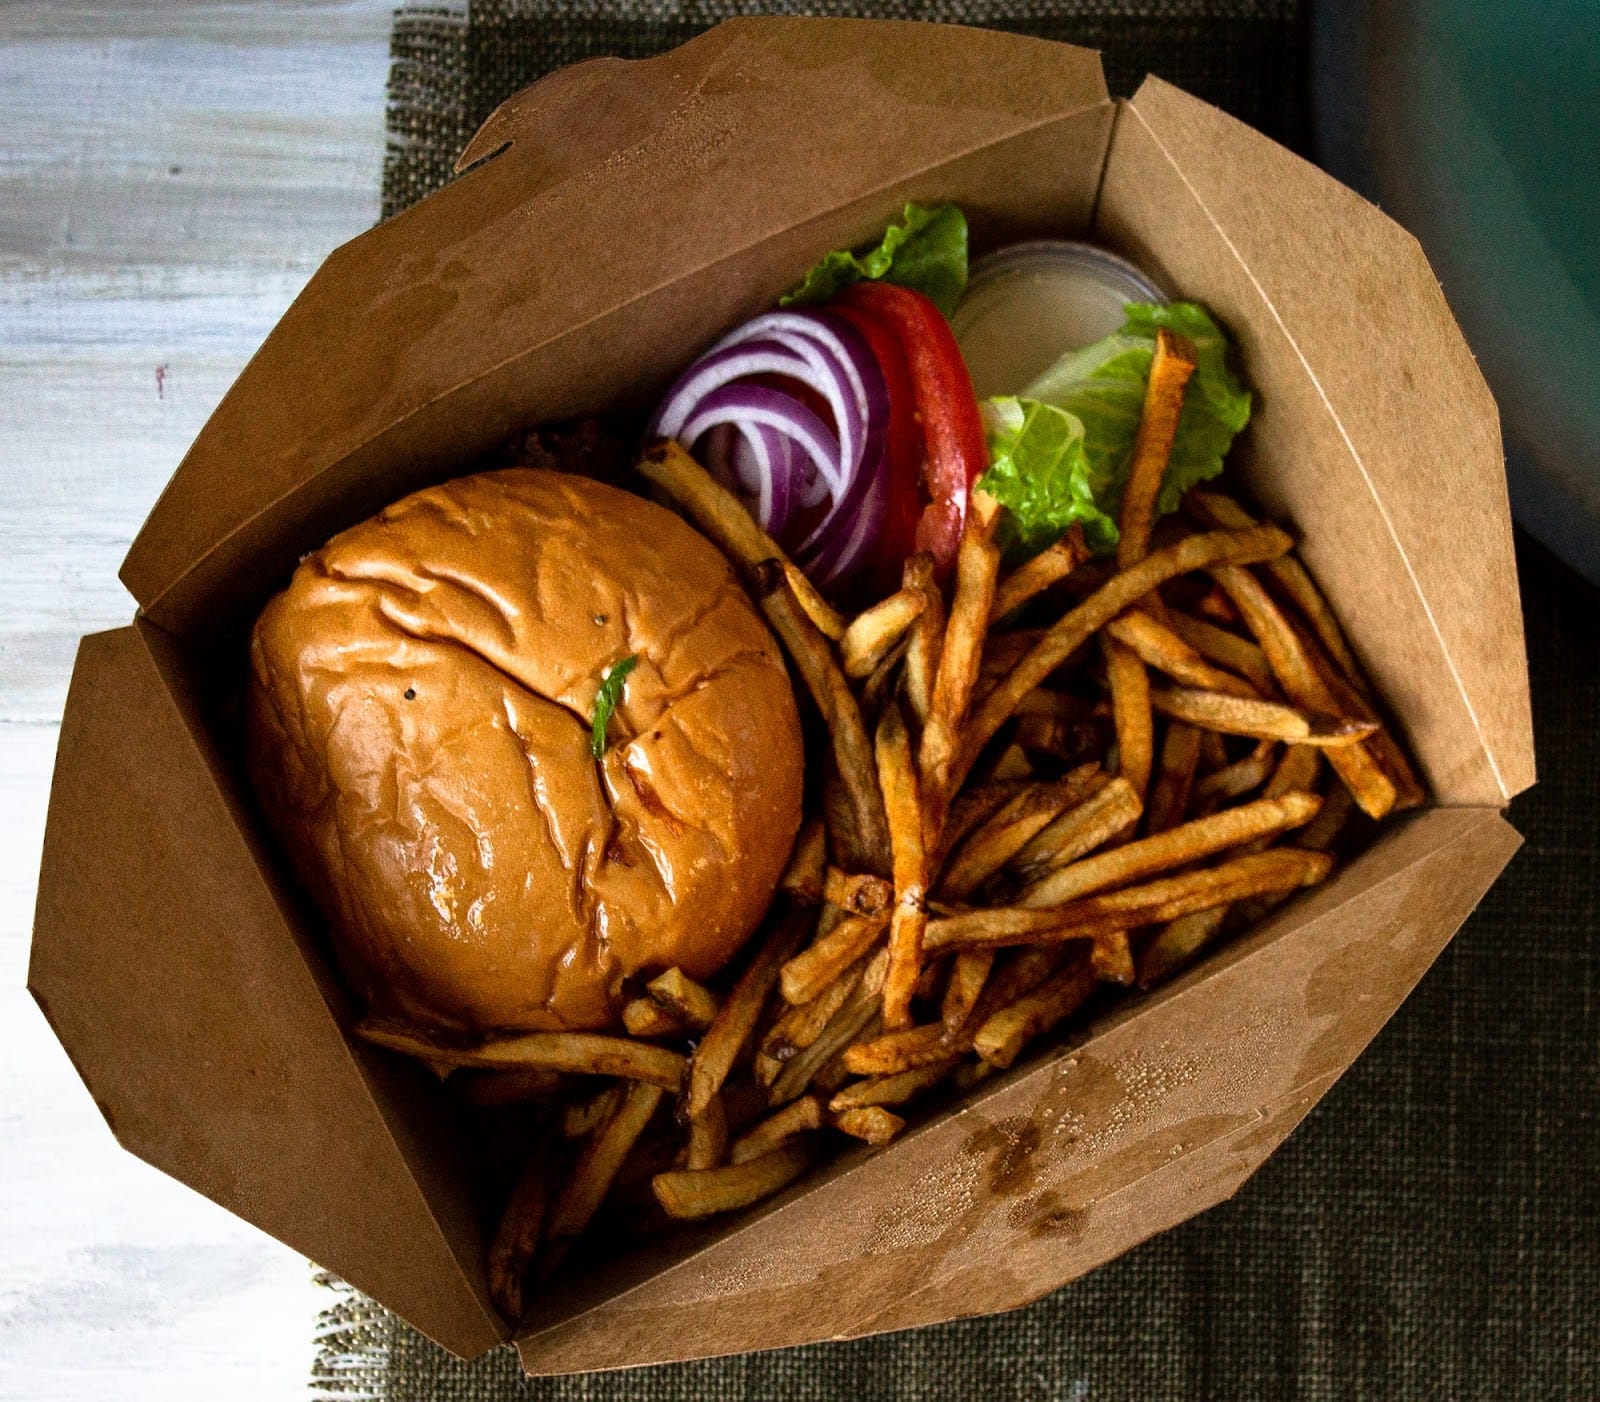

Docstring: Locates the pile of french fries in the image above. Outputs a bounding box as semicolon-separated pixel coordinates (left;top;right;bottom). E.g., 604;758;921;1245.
355;330;1423;1323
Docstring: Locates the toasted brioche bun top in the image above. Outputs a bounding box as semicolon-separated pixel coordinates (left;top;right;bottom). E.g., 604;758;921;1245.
247;467;803;1033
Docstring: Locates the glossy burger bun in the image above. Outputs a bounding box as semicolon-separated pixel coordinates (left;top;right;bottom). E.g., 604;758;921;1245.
246;467;804;1034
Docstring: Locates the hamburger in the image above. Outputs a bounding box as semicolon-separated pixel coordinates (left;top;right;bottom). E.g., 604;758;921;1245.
246;467;805;1034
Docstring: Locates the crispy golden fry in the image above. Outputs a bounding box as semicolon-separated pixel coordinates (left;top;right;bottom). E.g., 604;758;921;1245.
456;1067;566;1107
1011;688;1093;719
1210;565;1399;818
753;1049;784;1089
769;951;887;1105
488;1144;552;1323
931;847;1335;952
965;946;1065;1031
842;586;927;679
561;1084;625;1139
902;552;945;729
1105;610;1258;697
1195;583;1241;625
622;996;687;1039
1150;685;1377;746
833;1106;906;1145
981;628;1048;677
1091;930;1136;985
990;528;1089;622
1186;488;1366;686
779;818;828;905
1197;728;1231;774
1010;776;1143;883
753;560;890;870
822;868;894;917
1165;611;1277;695
1191;743;1279;810
728;1095;825;1165
1296;783;1356;853
842;1023;950;1075
810;1048;858;1099
1104;636;1155;800
780;912;886;1006
1018;790;1321;908
876;703;929;1030
860;633;911;725
545;1081;665;1259
355;1020;687;1090
653;1142;816;1220
686;904;811;1118
1118;328;1197;567
829;1057;962;1113
1136;905;1229;988
646;968;720;1034
972;958;1097;1069
912;958;945;1003
636;439;846;638
1014;713;1107;763
920;491;1003;811
941;948;995;1032
767;948;870;1059
955;525;1293;793
940;782;1030;861
1264;744;1321;800
983;742;1036;782
939;772;1103;901
1145;722;1202;834
686;1091;728;1171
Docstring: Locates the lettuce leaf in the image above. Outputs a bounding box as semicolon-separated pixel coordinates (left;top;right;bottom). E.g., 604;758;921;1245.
781;203;968;318
1021;301;1252;531
978;397;1119;563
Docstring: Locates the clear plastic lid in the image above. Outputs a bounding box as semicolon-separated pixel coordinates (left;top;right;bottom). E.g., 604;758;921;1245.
952;241;1167;400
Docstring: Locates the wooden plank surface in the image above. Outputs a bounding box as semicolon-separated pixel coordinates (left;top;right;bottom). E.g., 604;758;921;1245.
0;4;397;1397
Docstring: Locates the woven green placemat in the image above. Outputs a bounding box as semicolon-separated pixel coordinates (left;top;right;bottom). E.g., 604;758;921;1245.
309;7;1599;1398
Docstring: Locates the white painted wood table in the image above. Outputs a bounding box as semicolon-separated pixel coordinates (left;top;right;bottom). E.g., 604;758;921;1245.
1;4;398;1396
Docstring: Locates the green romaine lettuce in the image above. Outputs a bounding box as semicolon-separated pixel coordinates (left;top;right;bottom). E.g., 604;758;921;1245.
978;397;1119;563
781;203;968;318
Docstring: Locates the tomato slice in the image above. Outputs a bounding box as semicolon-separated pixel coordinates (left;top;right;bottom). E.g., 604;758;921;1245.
837;281;988;574
829;303;923;591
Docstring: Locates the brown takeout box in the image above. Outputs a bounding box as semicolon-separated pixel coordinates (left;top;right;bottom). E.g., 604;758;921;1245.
30;18;1533;1374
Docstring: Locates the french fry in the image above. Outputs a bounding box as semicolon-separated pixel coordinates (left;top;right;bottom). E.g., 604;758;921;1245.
1091;930;1136;985
622;996;688;1039
930;848;1335;952
779;912;886;1006
1145;722;1202;834
1012;688;1093;719
822;868;894;917
766;949;870;1060
941;948;995;1032
842;586;927;679
955;524;1293;792
1105;610;1259;697
753;559;890;871
728;1095;825;1164
876;703;928;1030
686;904;811;1118
769;951;887;1105
456;1067;566;1107
1195;583;1241;625
860;633;911;724
920;491;1003;811
544;1081;665;1263
1010;776;1144;883
645;968;720;1034
939;782;1031;861
561;1084;625;1138
939;774;1102;901
1104;636;1155;800
636;439;846;639
1149;685;1377;746
965;946;1066;1031
1210;565;1399;818
1198;727;1231;774
488;1143;552;1323
1015;713;1108;764
833;1106;906;1145
842;1024;950;1076
686;1091;728;1171
355;1020;687;1090
1017;790;1321;908
990;528;1089;622
981;628;1048;677
829;1057;962;1113
983;742;1035;782
1117;327;1197;568
652;1142;816;1220
1191;742;1279;810
972;957;1097;1068
1296;783;1357;853
1136;906;1229;988
1264;744;1321;800
902;551;944;727
1165;611;1277;695
779;818;828;905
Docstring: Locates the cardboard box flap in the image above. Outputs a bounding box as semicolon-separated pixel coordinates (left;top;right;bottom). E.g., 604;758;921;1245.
119;17;1109;640
514;805;1520;1373
28;624;505;1359
1101;79;1534;805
